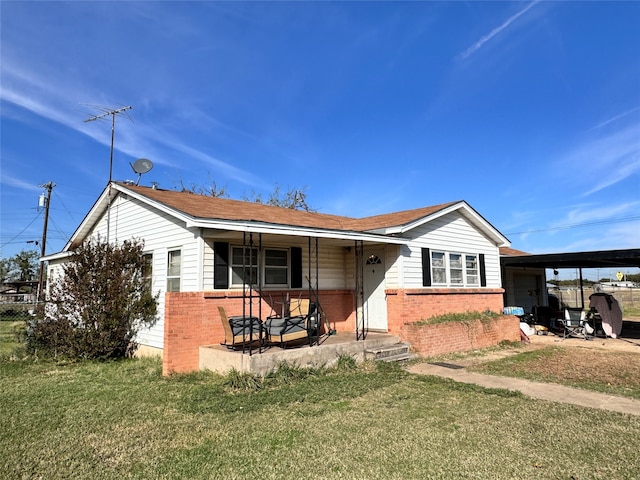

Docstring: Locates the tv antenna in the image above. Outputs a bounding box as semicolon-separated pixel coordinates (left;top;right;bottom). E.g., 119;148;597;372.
84;105;132;241
130;158;154;185
84;105;133;184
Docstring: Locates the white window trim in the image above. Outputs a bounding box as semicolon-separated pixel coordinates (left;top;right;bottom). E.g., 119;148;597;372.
230;246;258;288
167;248;182;292
229;245;291;289
142;252;153;291
263;247;290;288
431;250;480;287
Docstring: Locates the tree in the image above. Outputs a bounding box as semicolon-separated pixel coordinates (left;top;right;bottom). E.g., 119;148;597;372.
27;238;158;359
14;250;40;281
0;258;11;284
177;178;228;198
177;179;315;211
1;250;39;282
243;183;315;212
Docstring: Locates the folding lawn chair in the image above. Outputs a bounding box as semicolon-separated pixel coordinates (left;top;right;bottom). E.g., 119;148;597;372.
561;308;586;339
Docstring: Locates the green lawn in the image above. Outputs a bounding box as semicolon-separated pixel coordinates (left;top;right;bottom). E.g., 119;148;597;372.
2;323;640;479
0;321;24;357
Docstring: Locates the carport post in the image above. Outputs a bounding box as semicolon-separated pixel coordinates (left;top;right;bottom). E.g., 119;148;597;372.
579;268;585;308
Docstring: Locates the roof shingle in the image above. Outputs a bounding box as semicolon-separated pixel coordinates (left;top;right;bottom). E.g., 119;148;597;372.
121;183;457;233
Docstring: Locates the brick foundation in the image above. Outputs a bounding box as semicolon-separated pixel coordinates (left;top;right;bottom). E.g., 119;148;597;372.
400;315;521;357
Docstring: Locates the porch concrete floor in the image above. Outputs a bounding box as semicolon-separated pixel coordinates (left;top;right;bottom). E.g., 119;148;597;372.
199;332;402;375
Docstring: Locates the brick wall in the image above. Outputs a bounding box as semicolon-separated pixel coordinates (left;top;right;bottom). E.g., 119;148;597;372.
162;289;355;375
386;288;505;334
401;315;521;357
163;287;506;375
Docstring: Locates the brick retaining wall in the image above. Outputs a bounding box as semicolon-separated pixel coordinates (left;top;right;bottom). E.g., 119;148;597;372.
386;288;505;334
400;315;521;357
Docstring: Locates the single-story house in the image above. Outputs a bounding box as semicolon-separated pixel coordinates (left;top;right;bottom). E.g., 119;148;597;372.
45;182;513;373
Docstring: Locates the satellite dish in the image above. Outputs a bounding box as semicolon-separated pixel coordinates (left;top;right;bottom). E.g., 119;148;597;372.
130;158;154;185
132;158;153;174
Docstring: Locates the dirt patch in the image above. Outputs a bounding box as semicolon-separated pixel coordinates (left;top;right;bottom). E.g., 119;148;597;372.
449;332;640;397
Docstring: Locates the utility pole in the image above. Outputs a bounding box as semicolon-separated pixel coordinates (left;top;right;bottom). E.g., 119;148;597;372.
37;182;55;301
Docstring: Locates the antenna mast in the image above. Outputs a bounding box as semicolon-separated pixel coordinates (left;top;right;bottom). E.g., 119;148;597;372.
84;105;132;184
84;105;132;241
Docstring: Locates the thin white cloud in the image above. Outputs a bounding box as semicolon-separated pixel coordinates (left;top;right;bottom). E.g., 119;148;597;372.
458;1;539;60
550;201;640;230
557;124;640;197
539;222;640;253
0;56;262;188
590;107;640;131
506;199;640;253
0;173;44;192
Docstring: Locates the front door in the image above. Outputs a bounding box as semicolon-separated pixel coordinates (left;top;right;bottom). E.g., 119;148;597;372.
364;248;387;331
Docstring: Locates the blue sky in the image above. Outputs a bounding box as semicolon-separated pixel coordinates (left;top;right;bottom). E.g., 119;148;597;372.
1;1;639;281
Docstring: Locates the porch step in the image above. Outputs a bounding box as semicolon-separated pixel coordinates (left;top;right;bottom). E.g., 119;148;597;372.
365;342;416;363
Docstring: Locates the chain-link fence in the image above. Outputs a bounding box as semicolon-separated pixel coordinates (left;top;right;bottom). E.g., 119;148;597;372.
549;286;639;310
0;302;44;322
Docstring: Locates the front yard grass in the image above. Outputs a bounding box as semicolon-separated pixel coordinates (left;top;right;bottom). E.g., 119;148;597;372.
2;350;640;479
0;321;23;357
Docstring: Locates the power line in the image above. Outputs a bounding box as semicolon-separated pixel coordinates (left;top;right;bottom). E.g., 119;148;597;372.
505;215;640;235
0;212;42;248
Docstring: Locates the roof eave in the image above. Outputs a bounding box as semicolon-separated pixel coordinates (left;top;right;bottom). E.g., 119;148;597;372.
187;218;409;244
367;201;510;246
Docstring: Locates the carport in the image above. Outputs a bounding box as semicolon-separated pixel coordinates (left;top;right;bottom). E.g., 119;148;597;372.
501;248;640;308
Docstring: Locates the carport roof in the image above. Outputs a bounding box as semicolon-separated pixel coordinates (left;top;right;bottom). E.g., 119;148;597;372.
500;248;640;269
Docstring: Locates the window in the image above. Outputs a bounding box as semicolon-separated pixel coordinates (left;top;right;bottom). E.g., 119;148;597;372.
449;253;463;284
264;249;288;286
430;250;480;287
142;253;153;291
231;246;258;286
228;246;292;288
167;249;181;292
466;254;479;286
431;251;447;284
367;254;382;265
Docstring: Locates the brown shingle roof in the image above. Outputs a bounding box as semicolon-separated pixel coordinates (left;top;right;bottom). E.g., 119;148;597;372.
120;183;458;233
346;202;460;231
500;247;530;256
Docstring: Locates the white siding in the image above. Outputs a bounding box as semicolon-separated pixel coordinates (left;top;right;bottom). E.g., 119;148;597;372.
86;194;202;349
384;244;401;289
202;238;215;290
401;211;502;288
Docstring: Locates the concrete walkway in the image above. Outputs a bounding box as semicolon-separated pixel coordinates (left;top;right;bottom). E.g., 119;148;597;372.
407;362;640;417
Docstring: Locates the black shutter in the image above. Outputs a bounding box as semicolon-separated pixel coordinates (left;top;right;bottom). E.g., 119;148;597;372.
214;242;229;289
479;253;487;287
422;248;431;287
291;247;302;288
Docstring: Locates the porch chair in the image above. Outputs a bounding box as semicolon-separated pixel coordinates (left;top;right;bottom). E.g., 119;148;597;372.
217;305;264;349
265;298;312;347
560;307;587;339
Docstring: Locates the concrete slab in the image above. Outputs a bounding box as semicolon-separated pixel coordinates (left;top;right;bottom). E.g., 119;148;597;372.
407;360;640;417
200;332;402;375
